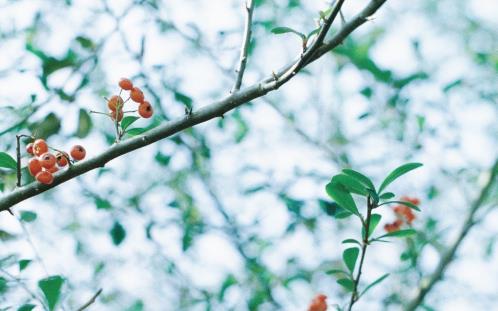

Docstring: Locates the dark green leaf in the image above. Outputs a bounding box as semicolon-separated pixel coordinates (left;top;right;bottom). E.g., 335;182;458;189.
360;273;389;297
342;239;361;246
367;214;382;237
0;277;7;294
379;192;395;200
325;180;359;216
332;174;368;196
125;128;147;136
20;211;37;222
0;152;17;170
326;269;348;275
121;116;140;132
19;259;32;272
154;152;171;166
343;247;359;273
38;275;65;311
28;113;61;139
382;200;421;212
17;304;36;311
174;91;193;109
342;169;375;191
270;27;305;40
378;229;416;239
379;163;423;193
110;221;126;246
75;109;92;138
218;274;237;301
75;36;95;50
337;278;354;292
94;197;112;210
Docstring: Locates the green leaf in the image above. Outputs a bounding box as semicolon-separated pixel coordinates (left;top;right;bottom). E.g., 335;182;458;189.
378;163;423;193
94;197;112;210
378;229;416;239
342;239;361;246
0;152;17;170
174;91;193;109
121;116;140;132
343;247;359;273
367;214;382;237
75;36;95;50
19;259;32;272
75;109;92;138
307;28;320;38
38;275;65;311
20;211;37;222
342;169;375;191
0;277;7;294
326;269;348;275
125;128;147;136
28;113;61;139
110;221;126;246
270;26;305;40
325;180;359;216
17;304;36;311
360;273;389;297
336;278;354;292
218;274;237;301
332;174;368;196
381;200;421;212
379;192;395;200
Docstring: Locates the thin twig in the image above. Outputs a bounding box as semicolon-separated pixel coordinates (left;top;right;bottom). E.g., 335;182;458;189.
404;159;498;311
231;0;255;93
76;288;103;311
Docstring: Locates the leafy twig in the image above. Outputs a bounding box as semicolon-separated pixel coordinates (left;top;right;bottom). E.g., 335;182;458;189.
231;0;255;93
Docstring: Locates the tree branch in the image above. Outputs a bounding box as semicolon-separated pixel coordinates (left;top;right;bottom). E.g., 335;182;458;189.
404;158;498;311
76;288;103;311
0;0;387;213
231;0;255;93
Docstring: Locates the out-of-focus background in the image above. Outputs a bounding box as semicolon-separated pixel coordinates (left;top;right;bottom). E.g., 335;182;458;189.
0;0;497;310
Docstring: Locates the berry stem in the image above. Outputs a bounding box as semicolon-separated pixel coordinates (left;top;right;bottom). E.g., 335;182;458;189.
15;134;33;187
89;110;111;116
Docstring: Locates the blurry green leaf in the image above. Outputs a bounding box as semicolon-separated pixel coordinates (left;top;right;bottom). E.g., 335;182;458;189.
337;278;354;292
38;275;65;311
125;128;147;136
0;277;7;294
383;200;421;212
379;163;423;193
20;211;37;222
325;180;359;216
443;79;463;93
218;274;237;301
121;116;140;132
0;152;17;170
332;174;368;196
174;91;193;109
360;273;389;297
19;259;32;271
110;222;126;246
342;169;375;191
378;229;416;239
379;192;395;200
0;230;17;241
270;27;305;40
342;239;361;246
28;113;61;139
17;304;36;311
75;36;95;50
94;197;112;210
75;109;92;138
125;300;144;311
326;269;348;275
154;152;171;166
343;247;359;273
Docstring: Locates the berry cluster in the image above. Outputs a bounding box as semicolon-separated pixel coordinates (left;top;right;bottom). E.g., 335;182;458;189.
108;78;153;121
26;139;86;185
384;196;420;233
307;294;327;311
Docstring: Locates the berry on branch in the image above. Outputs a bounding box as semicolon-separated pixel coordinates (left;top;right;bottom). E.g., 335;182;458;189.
70;145;86;161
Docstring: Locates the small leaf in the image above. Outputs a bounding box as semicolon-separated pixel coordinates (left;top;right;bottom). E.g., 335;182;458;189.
19;259;32;272
326;269;348;275
342;239;361;246
270;26;305;40
218;274;237;301
121;116;140;131
38;275;65;311
17;304;36;311
367;214;382;237
343;247;360;274
342;169;375;191
307;28;320;38
110;221;126;246
337;278;354;292
379;192;395;200
125;128;147;136
378;163;423;193
0;152;17;170
75;109;92;138
360;273;390;297
20;211;37;222
325;180;359;216
332;174;368;196
378;229;416;239
381;200;421;212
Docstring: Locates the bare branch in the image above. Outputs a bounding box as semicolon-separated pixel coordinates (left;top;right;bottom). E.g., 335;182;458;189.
404;158;498;311
76;288;103;311
231;0;255;93
0;0;388;213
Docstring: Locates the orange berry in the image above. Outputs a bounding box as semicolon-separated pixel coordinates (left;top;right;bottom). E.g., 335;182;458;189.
55;152;69;167
33;139;48;157
26;143;34;155
107;95;124;111
119;78;133;90
308;294;327;311
35;170;53;185
70;145;86;161
28;158;42;176
138;101;153;118
39;152;56;169
110;109;124;122
46;166;59;173
130;87;144;103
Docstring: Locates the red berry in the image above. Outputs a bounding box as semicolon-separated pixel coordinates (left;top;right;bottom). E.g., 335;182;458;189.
46;166;59;173
39;152;56;169
308;294;327;311
107;95;124;111
138;101;153;118
26;143;34;155
55;152;69;167
35;171;53;185
33;139;48;157
110;109;124;122
130;87;144;103
119;78;133;90
70;145;86;161
28;158;42;176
